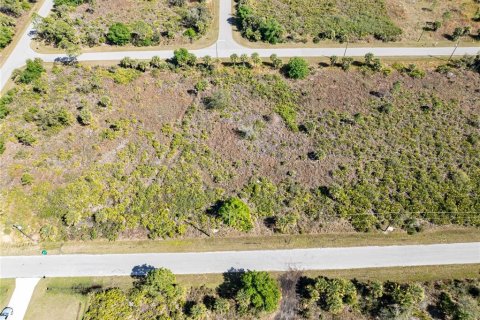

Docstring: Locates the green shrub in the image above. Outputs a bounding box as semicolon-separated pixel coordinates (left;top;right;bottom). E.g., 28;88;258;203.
0;89;16;120
98;96;112;108
84;288;132;320
109;68;140;84
275;103;298;131
78;108;93;125
306;277;357;314
0;136;5;155
35;106;74;131
172;48;196;67
203;90;230;110
16;58;45;84
194;80;208;92
0;25;13;48
107;23;131;45
21;173;34;185
54;0;86;6
285;57;309;79
218;197;253;231
130;20;153;46
236;271;281;314
15;130;36;146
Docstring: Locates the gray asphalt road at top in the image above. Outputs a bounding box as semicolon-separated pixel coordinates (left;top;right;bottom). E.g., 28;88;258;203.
1;0;480;90
1;243;479;278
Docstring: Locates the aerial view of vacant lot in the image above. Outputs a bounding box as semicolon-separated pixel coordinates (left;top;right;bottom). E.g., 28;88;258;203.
34;0;216;51
0;0;479;317
1;53;479;243
235;0;480;44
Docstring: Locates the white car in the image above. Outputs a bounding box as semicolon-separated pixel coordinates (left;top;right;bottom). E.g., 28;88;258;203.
0;307;13;320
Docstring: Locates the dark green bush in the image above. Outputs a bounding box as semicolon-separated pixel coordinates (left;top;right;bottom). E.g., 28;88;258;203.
236;271;281;314
107;23;131;45
172;48;196;67
285;57;309;79
218;197;253;231
16;58;45;84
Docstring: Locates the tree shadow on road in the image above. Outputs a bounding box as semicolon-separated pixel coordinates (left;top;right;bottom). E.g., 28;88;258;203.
130;264;155;278
217;267;245;299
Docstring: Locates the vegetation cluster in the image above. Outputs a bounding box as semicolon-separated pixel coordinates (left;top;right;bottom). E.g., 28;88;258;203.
34;0;212;52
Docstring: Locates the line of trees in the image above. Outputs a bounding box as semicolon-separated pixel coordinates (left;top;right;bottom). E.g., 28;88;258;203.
84;268;282;320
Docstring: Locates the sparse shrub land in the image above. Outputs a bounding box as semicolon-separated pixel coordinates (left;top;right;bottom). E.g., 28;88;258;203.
33;0;213;50
0;52;479;242
79;268;479;320
0;0;35;50
235;0;480;44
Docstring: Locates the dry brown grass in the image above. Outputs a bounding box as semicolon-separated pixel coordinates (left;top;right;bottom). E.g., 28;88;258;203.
2;227;479;256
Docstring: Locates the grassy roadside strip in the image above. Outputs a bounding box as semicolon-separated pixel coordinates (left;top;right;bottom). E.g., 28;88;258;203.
23;264;480;320
0;279;15;308
231;27;480;49
0;0;46;67
2;227;479;256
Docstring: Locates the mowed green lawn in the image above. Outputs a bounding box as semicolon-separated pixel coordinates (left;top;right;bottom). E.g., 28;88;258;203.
24;277;134;320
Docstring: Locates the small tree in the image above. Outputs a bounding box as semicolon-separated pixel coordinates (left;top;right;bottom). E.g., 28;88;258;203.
269;54;282;69
172;48;196;67
150;56;163;68
107;23;131;45
341;57;354;71
16;58;45;84
184;28;197;41
236;271;281;314
78;108;93;125
285;57;309;79
230;53;239;65
84;289;132;320
251;52;262;68
260;18;283;44
204;90;230;110
120;57;134;68
218;197;253;231
240;53;249;67
202;55;213;69
330;55;338;66
364;52;375;66
306;277;358;314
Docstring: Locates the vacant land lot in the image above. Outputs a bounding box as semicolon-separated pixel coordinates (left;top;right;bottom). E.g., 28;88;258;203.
235;0;480;44
0;55;479;243
34;0;215;51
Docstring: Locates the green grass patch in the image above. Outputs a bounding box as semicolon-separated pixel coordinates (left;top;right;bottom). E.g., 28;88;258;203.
0;279;15;308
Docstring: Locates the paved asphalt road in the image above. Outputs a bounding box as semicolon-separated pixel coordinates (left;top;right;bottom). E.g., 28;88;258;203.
1;0;480;90
4;278;40;320
1;243;479;278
